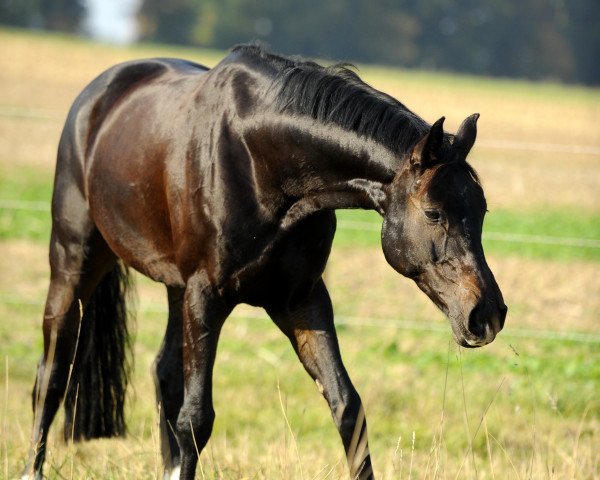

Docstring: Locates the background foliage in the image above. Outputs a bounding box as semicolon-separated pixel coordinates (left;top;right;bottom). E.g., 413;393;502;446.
141;0;600;85
1;0;599;84
0;0;83;32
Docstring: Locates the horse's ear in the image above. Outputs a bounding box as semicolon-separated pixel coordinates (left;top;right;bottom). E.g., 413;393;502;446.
454;113;479;158
410;116;445;171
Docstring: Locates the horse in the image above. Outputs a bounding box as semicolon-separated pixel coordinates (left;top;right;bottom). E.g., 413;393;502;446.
23;45;506;480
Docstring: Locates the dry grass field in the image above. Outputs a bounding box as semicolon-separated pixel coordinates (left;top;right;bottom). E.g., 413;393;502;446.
1;28;599;479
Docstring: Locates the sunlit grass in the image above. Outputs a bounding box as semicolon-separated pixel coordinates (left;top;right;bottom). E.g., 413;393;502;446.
2;299;599;478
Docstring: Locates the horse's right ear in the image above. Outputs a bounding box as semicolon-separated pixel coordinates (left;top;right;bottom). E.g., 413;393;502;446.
454;113;479;158
410;117;445;172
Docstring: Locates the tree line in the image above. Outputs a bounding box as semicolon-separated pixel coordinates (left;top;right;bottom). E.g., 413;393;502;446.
2;0;598;85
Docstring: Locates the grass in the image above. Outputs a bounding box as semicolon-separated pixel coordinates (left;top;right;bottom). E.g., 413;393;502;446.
0;28;599;479
1;239;599;478
0;165;53;242
1;293;599;479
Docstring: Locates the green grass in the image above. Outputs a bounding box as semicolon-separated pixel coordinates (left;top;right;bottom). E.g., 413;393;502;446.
0;165;53;242
483;208;600;261
1;300;599;478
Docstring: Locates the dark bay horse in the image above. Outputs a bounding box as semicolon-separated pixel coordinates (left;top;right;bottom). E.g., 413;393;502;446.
23;45;506;480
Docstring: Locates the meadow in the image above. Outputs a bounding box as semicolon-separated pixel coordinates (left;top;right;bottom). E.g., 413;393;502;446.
1;28;599;479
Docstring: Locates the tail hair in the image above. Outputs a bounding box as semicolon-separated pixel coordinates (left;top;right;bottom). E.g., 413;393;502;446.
63;262;135;441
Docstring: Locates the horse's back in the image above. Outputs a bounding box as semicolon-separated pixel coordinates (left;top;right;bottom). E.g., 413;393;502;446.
62;57;209;162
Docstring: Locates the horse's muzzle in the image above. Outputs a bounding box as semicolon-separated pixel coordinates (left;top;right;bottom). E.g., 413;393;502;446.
462;301;507;347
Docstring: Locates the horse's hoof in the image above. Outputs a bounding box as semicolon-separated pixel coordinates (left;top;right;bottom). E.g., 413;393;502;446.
163;465;181;480
21;473;42;480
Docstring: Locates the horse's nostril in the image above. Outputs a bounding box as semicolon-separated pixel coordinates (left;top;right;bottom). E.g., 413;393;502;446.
467;303;485;338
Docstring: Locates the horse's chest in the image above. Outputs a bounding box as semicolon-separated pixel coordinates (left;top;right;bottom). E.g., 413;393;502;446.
232;212;336;307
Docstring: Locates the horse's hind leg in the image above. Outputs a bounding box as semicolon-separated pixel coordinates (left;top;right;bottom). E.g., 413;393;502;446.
23;213;116;478
152;286;185;479
267;279;374;480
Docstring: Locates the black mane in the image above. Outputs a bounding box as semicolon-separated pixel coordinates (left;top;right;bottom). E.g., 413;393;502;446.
233;44;434;154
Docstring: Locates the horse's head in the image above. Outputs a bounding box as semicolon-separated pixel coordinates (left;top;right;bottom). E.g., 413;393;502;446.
382;114;506;347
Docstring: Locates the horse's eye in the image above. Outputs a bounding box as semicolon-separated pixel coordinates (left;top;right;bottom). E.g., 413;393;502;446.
425;209;442;222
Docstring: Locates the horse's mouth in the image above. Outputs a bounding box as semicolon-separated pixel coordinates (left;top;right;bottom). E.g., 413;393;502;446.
449;317;497;348
431;299;490;348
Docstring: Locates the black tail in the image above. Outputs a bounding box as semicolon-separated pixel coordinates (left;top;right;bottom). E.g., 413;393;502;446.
63;262;134;441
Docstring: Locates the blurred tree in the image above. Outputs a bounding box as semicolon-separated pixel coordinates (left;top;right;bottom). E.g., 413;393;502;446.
177;0;597;84
0;0;83;32
411;0;577;81
563;0;600;85
0;0;43;28
40;0;84;32
138;0;201;45
1;0;597;84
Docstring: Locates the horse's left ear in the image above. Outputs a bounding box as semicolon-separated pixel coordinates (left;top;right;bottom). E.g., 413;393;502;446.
454;113;479;158
410;116;445;172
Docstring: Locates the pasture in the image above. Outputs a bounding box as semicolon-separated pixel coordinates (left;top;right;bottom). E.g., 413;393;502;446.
1;28;599;479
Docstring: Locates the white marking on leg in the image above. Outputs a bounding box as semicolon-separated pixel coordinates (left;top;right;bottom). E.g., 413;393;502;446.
315;378;324;395
347;405;371;478
21;474;42;480
163;466;180;480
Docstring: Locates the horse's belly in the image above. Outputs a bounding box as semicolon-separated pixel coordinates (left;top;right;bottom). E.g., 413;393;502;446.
90;195;185;287
87;145;185;286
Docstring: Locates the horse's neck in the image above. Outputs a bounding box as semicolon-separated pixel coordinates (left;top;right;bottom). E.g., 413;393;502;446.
245;115;401;225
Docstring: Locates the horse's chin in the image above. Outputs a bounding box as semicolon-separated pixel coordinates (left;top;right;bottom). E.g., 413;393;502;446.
454;335;481;349
449;318;494;348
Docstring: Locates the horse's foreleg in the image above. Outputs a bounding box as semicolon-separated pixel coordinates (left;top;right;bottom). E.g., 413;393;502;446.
268;279;374;480
153;286;185;480
176;272;230;480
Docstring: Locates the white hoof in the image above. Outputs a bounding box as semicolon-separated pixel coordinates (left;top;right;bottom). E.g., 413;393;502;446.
163;466;181;480
21;474;42;480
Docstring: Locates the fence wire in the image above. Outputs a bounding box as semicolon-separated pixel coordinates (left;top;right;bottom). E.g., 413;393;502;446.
1;293;598;344
2;110;598;344
3;199;598;249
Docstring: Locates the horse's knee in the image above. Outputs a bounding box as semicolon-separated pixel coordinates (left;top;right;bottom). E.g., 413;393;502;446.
176;401;215;452
154;351;180;381
153;353;183;407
